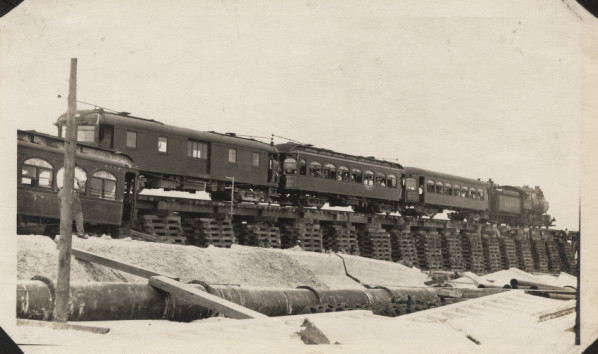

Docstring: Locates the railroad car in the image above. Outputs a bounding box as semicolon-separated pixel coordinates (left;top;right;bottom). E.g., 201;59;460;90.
17;130;138;236
401;166;490;221
56;109;279;203
276;143;403;213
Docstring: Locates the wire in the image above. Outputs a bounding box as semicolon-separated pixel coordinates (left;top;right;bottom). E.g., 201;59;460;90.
57;95;123;114
272;134;304;145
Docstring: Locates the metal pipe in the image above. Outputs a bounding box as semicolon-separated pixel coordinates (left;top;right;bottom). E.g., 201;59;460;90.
17;280;213;322
511;279;576;292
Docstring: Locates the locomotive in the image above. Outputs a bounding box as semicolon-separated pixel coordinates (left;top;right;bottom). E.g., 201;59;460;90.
17;108;554;237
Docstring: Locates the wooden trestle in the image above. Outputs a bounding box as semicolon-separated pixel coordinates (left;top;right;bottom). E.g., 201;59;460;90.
133;195;576;275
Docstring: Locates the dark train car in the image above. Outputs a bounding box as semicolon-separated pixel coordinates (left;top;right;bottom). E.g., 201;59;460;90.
56;109;279;203
489;184;553;227
401;166;490;221
17;130;138;236
276;143;403;213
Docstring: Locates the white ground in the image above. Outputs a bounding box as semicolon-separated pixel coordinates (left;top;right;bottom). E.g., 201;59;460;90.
11;234;582;353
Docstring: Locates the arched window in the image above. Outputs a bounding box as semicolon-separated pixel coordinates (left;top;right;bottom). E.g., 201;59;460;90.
284;157;297;174
427;180;435;193
21;158;54;188
453;184;460;197
445;183;453;196
56;166;87;193
478;189;484;200
375;172;386;187
470;187;477;199
338;166;350;181
387;174;397;188
309;161;322;177
351;168;362;183
91;170;117;200
436;181;444;194
363;170;374;185
324;163;336;180
461;186;468;198
299;159;307;175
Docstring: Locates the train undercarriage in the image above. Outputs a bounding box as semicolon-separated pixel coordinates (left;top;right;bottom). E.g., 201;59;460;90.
127;195;576;275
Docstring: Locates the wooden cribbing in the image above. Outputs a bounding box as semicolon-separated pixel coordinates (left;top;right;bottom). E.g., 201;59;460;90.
149;275;267;319
71;248;179;280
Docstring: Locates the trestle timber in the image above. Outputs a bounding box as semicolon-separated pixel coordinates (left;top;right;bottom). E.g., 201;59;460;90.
133;195;576;275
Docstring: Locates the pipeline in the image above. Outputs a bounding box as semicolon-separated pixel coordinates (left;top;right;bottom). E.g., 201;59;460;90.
17;280;441;322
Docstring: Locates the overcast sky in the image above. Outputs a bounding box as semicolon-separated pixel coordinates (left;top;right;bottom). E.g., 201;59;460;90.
1;0;595;230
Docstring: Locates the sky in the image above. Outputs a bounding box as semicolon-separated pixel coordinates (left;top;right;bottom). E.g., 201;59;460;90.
1;0;595;230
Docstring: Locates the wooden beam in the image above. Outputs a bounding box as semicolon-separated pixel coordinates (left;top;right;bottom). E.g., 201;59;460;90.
17;319;110;334
130;229;158;242
55;58;78;323
72;248;179;281
149;275;267;319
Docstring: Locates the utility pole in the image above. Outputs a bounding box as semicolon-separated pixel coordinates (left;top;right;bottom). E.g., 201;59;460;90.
54;58;77;323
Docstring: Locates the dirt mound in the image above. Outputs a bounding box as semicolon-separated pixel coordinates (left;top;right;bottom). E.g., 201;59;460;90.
17;235;328;289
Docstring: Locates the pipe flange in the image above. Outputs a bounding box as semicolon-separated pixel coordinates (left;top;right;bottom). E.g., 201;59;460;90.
296;285;321;305
30;275;56;320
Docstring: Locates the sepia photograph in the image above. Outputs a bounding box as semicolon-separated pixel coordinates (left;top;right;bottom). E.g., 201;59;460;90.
1;0;597;352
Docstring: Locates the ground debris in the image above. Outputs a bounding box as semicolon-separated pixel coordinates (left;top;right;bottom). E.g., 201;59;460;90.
297;318;331;345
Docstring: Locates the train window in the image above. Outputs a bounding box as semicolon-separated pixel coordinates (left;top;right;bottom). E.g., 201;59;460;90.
56;166;87;193
363;170;374;185
427;180;435;193
91;170;117;200
453;185;460;197
386;175;398;190
478;189;484;200
436;181;444;194
299;159;306;175
21;158;54;188
405;177;416;191
77;125;96;143
338;166;349;181
324;164;336;179
188;141;208;159
158;137;168;153
470;187;477;199
351;168;362;183
126;131;137;149
228;148;237;163
461;187;468;198
309;161;322;177
445;183;452;196
284;158;297;174
252;152;260;167
373;172;385;187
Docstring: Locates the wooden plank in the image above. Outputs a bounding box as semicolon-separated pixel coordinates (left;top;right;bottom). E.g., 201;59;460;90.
17;319;110;334
533;300;576;322
72;248;179;281
149;275;267;319
130;229;158;242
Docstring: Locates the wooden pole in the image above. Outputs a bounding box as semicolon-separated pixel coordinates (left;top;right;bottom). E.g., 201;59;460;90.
54;58;77;323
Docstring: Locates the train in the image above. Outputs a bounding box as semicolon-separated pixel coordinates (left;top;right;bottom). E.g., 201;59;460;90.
17;108;554;237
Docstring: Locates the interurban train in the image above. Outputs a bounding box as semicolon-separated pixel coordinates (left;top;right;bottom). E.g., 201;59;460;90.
17;109;553;236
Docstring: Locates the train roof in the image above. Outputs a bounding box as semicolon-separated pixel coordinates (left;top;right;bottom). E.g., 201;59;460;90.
276;142;404;170
56;109;278;153
403;166;490;187
18;129;136;168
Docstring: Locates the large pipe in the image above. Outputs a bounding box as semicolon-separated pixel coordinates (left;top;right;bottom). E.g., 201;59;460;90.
17;280;441;322
17;280;213;322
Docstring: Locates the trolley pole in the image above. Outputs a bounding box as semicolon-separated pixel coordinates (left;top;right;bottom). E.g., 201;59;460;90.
54;58;77;323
